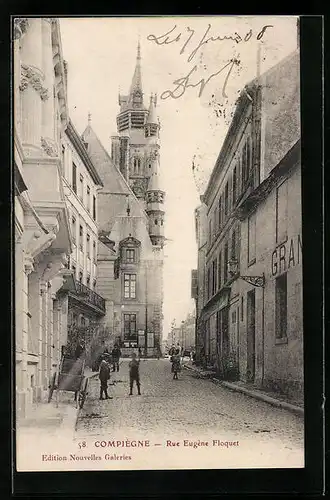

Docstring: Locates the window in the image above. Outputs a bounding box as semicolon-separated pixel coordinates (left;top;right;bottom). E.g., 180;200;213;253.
72;264;76;277
71;215;76;244
212;258;217;295
86;275;91;287
87;185;91;212
241;296;244;321
231;229;237;259
79;174;84;202
72;162;77;193
93;240;96;263
208;219;212;245
246;138;251;181
124;273;136;299
79;225;83;251
237;156;242;196
233;165;237;204
61;145;65;175
126;249;135;263
93;279;96;289
276;179;288;244
79;270;83;283
207;267;212;300
218;251;222;290
223;242;228;284
214;206;218;233
275;273;287;340
248;212;256;263
218;196;222;228
242;138;252;188
242;143;247;185
86;233;90;258
224;182;229;216
93;195;96;221
155;219;158;225
124;313;137;339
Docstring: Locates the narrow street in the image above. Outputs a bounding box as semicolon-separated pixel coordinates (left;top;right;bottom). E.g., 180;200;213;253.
75;359;304;469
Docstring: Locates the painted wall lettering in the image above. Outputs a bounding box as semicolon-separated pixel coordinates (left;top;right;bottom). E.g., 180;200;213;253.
271;235;302;277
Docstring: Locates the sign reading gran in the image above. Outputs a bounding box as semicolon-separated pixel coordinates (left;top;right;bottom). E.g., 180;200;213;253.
271;234;302;277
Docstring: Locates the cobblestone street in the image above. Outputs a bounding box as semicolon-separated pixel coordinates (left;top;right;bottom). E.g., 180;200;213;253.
75;359;304;469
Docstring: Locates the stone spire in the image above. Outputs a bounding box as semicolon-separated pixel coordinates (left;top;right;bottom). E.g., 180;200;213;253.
129;40;143;106
146;94;157;124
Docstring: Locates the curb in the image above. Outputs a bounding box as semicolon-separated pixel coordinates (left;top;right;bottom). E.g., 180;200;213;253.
183;363;215;379
213;379;304;417
183;364;304;417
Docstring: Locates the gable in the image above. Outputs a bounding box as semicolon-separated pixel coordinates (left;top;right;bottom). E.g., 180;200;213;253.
82;124;149;231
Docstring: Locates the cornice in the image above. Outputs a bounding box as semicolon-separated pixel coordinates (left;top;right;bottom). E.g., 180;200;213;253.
203;87;256;205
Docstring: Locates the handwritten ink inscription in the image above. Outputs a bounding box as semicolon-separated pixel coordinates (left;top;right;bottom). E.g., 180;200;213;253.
147;23;273;101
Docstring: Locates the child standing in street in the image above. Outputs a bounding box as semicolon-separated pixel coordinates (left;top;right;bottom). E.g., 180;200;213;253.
129;352;141;395
99;354;113;400
171;349;181;380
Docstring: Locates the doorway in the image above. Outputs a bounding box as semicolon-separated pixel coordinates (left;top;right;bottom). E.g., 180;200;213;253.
246;289;256;383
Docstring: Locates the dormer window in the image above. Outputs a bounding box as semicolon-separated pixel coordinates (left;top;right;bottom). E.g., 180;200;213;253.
126;249;135;263
119;236;141;265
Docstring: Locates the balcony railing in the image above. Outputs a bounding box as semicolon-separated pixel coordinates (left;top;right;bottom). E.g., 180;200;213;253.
75;280;106;313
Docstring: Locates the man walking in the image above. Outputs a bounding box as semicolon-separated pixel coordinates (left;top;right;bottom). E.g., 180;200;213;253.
129;352;141;396
111;344;121;372
99;354;113;400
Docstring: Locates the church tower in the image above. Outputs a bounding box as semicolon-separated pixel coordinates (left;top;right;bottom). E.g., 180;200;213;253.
111;42;165;247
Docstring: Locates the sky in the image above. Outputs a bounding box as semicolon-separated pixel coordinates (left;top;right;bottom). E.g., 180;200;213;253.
59;16;298;338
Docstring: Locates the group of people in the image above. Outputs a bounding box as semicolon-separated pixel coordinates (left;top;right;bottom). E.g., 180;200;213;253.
98;345;185;399
98;351;141;399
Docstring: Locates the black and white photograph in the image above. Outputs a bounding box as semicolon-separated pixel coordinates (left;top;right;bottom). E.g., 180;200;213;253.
14;16;304;472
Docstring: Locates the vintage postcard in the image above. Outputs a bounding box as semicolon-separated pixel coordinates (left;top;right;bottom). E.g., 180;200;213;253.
14;15;304;472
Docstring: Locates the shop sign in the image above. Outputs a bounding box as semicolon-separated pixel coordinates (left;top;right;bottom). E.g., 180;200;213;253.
271;234;302;276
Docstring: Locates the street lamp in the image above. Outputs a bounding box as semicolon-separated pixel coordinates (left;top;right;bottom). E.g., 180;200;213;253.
227;259;265;288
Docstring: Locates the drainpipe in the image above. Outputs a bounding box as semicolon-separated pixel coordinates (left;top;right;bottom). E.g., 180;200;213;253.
261;273;265;386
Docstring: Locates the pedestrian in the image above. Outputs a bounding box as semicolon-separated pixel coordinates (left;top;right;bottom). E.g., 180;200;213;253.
138;347;142;359
74;339;85;359
171;349;181;380
111;344;121;372
99;354;113;400
129;352;141;396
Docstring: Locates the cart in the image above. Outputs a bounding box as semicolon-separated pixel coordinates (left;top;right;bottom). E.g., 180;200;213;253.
48;354;89;409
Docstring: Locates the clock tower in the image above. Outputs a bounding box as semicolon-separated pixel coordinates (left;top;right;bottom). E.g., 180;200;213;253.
111;42;165;248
